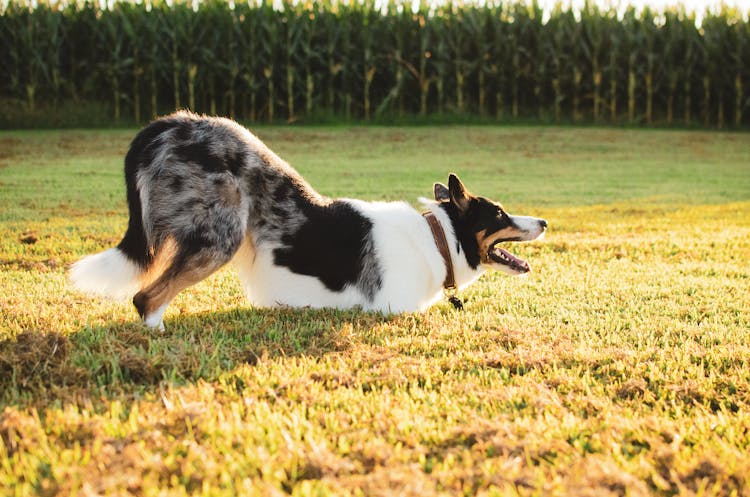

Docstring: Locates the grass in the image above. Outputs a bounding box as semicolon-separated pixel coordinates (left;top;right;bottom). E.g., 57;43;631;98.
1;125;749;496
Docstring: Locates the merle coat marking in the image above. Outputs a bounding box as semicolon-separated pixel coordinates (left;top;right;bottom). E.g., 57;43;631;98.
70;111;547;329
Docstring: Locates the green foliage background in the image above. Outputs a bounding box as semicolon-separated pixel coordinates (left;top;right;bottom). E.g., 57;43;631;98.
1;0;749;128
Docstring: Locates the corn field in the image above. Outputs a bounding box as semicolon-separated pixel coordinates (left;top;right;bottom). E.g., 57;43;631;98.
1;0;749;127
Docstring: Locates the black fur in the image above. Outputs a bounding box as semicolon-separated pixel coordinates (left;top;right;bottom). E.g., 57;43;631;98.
174;141;227;173
272;201;382;299
273;179;292;202
133;292;147;318
224;149;243;174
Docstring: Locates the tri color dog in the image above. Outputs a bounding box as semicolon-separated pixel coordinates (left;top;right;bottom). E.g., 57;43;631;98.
70;111;547;329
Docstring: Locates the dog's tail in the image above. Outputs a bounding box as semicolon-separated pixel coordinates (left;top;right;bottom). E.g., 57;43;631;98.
70;132;154;301
69;247;144;301
69;206;151;301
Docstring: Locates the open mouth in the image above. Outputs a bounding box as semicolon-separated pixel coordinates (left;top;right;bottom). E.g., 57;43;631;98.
488;242;530;274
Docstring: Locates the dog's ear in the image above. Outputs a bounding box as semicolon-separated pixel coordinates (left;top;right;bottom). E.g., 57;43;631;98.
433;182;450;202
448;173;471;212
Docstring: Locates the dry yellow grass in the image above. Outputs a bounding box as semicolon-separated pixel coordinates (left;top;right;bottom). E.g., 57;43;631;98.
1;126;749;496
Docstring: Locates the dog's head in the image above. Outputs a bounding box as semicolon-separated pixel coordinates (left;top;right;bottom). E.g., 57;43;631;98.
434;174;547;275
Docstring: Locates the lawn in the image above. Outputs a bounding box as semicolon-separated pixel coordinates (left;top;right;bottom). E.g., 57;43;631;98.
1;125;749;496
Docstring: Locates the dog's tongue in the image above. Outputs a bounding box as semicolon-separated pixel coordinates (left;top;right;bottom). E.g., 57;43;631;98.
494;246;531;272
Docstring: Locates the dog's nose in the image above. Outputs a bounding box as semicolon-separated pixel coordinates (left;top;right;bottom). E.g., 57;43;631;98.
540;219;548;230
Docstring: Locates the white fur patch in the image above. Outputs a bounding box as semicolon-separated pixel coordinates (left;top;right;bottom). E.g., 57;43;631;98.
508;215;547;240
69;248;142;301
144;303;168;331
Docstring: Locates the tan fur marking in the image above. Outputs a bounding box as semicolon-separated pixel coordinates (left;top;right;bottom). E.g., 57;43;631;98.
232;236;256;266
140;254;226;317
139;236;179;289
476;227;527;263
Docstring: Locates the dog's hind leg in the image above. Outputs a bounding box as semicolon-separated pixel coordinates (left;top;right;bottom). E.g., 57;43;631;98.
132;245;238;330
132;219;246;329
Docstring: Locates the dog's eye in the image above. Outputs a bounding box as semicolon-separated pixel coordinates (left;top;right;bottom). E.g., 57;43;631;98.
498;211;515;227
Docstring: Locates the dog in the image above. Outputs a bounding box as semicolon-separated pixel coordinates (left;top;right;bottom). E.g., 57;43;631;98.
70;111;547;329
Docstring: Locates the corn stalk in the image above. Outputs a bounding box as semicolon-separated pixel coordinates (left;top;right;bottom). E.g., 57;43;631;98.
417;11;431;117
362;3;376;121
682;14;701;125
732;16;746;126
2;0;749;128
259;1;279;122
469;6;493;117
581;4;606;123
641;8;658;125
623;8;639;124
98;6;134;122
548;9;571;123
452;8;465;114
491;5;510;120
433;13;448;115
239;4;260;121
607;24;621;123
340;4;353;119
120;4;143;122
303;3;317;116
1;5;25;104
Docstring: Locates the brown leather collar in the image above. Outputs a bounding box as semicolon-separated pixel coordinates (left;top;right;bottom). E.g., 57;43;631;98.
423;211;456;290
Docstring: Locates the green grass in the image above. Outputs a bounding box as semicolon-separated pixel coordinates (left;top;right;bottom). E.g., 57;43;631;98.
1;126;749;496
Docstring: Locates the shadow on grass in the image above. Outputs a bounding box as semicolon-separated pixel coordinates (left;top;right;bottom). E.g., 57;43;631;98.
0;307;392;407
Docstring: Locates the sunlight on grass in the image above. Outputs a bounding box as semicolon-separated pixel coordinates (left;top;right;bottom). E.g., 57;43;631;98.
1;127;749;495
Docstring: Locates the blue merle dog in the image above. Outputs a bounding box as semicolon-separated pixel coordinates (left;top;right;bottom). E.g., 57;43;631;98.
70;111;547;329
